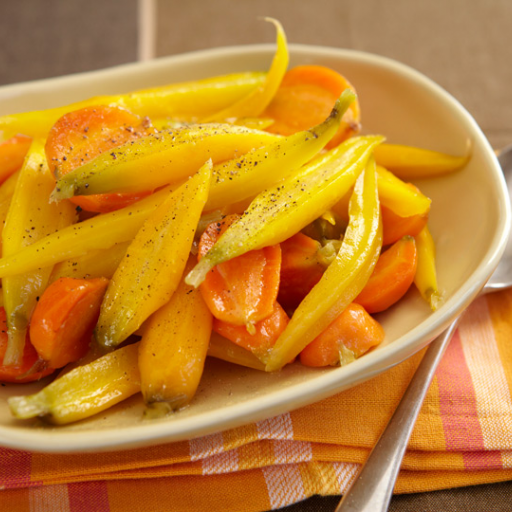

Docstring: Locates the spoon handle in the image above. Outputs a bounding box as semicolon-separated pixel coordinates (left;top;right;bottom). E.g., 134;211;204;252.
335;318;459;512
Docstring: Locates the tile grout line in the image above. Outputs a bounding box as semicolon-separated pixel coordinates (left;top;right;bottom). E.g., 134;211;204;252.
138;0;156;61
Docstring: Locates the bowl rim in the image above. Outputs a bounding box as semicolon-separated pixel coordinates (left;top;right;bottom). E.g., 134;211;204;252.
0;43;510;453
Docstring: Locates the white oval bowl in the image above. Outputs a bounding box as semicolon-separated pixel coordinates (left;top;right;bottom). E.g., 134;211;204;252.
0;44;509;453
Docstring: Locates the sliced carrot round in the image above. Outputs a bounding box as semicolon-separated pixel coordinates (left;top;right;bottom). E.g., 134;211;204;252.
263;65;361;148
0;308;55;383
300;303;384;367
30;277;109;368
213;301;289;358
381;205;428;246
45;105;155;212
198;214;282;329
355;236;418;313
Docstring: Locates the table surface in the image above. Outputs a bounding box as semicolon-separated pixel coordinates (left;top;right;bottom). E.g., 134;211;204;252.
1;0;511;510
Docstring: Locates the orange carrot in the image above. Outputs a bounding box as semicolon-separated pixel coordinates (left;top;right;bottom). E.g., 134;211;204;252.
262;65;360;148
355;236;418;313
212;301;289;359
0;134;32;184
29;277;109;368
45;105;155;213
198;214;281;331
381;204;428;246
0;308;55;383
300;303;384;367
278;232;328;312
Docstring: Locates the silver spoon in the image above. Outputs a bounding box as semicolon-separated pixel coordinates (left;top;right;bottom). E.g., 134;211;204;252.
335;144;512;512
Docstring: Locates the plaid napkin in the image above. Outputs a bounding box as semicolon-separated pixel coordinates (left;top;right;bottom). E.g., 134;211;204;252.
2;289;512;512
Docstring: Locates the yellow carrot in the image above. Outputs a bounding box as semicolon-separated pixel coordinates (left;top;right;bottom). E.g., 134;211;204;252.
8;343;140;425
0;72;266;139
203;18;288;122
2;140;76;365
0;186;173;278
376;165;431;217
95;160;211;349
374;143;469;179
139;258;213;412
265;156;382;371
414;224;442;310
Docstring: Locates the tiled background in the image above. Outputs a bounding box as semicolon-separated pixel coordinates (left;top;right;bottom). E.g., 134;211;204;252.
1;1;511;510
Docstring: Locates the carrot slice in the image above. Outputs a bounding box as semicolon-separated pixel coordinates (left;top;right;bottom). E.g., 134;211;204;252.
212;301;289;359
300;303;384;367
355;236;418;313
262;65;360;148
198;214;281;332
45;105;155;212
29;277;109;368
0;308;55;383
381;205;428;246
0;134;32;184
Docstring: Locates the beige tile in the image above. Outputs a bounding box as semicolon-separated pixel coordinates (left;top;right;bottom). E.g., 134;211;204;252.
155;0;512;148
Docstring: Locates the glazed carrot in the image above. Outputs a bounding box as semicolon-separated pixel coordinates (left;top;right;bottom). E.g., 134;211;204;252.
278;233;340;312
0;135;32;184
0;72;267;140
204;18;288;122
414;225;442;310
139;258;213;413
376;166;431;217
2;139;77;366
381;205;428;246
29;277;109;368
0;308;55;383
198;214;281;333
8;342;140;424
212;302;289;360
355;236;418;313
264;156;382;372
300;303;384;367
45;105;155;212
373;143;469;179
95;161;211;349
263;65;360;148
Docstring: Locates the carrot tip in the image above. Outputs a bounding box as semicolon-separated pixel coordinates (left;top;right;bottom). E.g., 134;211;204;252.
143;401;177;419
185;259;212;288
50;182;74;203
426;289;442;311
8;394;49;420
